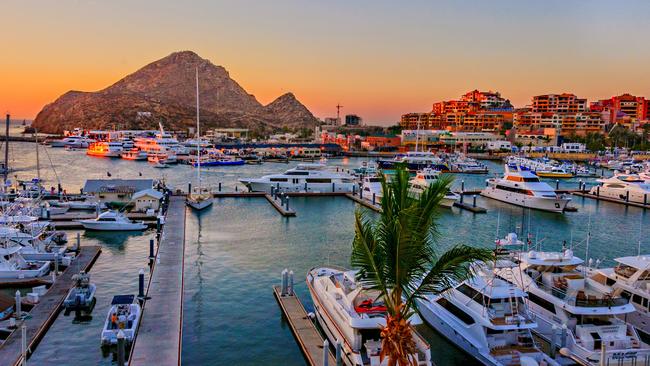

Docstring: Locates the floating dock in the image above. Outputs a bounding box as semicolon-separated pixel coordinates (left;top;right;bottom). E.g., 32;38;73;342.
0;245;102;366
265;194;297;216
572;191;650;209
272;286;336;366
345;193;382;213
130;195;186;366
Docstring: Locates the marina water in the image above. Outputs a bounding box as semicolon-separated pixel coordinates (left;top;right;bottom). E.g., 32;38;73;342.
5;142;648;365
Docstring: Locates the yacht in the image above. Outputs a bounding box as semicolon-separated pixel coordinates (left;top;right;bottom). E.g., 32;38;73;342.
120;149;148;161
78;211;147;231
408;168;460;207
239;164;356;193
64;135;96;149
360;175;383;201
192;155;245;166
495;249;650;365
416;264;559;366
101;294;141;348
147;151;177;164
86;141;123;158
450;157;489;174
534;167;573;179
377;152;449;171
0;245;50;279
353;162;379;179
134;123;188;156
307;266;432;366
588;173;650;204
481;165;571;212
587;255;650;344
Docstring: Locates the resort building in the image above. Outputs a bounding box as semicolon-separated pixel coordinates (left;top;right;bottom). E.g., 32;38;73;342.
360;135;401;151
531;93;587;113
82;179;155;206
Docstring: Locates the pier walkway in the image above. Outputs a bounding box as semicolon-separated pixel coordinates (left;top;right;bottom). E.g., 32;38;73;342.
130;195;186;366
0;245;102;366
273;286;336;366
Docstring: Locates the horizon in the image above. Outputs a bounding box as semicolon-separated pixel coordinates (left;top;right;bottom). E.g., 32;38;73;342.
2;1;650;126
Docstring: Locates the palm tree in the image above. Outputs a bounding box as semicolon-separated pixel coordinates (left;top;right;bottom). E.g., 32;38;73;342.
351;165;493;366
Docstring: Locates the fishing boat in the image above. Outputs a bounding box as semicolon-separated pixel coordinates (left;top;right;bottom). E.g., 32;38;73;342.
86;141;123;158
239;164;356;194
186;67;214;211
408;168;460;207
588;173;650;204
360;175;383;201
63;271;96;315
494;249;650;365
481;165;571;212
120;149;148;161
78;211;147;231
416;263;559;366
0;246;50;279
307;266;432;366
100;294;141;348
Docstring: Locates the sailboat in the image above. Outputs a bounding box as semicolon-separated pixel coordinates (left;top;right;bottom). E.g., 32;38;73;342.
186;68;214;211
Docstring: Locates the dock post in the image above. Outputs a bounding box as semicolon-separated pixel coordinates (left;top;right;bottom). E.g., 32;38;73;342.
335;339;342;366
472;195;477;207
561;323;567;348
461;180;464;192
21;325;26;366
281;269;288;296
149;239;155;266
75;232;81;252
550;325;557;358
156;217;161;234
578;179;582;192
304;182;308;192
271;186;275;199
323;339;329;366
276;182;280;193
352;185;355;195
285;196;290;211
235;185;238;192
372;193;376;206
626;191;630;203
46;208;50;220
596;186;600;197
138;268;146;301
96;204;100;217
15;291;21;319
332;182;335;193
556;180;559;190
117;330;126;366
54;253;59;274
460;192;464;204
188;182;192;195
51;271;56;284
218;182;221;192
599;342;606;366
645;194;648;206
288;270;294;295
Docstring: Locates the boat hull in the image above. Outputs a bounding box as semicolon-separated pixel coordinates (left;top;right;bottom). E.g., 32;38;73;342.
0;261;50;279
481;187;570;212
78;221;147;231
186;198;213;210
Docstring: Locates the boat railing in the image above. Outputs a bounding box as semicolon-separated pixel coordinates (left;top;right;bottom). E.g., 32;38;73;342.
534;281;629;308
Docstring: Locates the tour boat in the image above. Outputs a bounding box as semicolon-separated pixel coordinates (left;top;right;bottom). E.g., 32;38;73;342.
192;156;245;166
494;249;650;365
120;149;148;161
360;175;383;201
377;151;449;171
587;255;650;344
133;123;188;156
100;294;141;348
534;166;574;178
63;271;96;314
147;151;177;165
588;173;650;204
0;246;50;279
481;165;571;212
408;168;460;207
416;263;559;366
239;164;356;194
78;211;147;231
86;141;123;158
307;266;432;366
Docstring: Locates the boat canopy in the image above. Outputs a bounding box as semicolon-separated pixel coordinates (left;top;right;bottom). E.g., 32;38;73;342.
614;256;650;271
111;294;135;305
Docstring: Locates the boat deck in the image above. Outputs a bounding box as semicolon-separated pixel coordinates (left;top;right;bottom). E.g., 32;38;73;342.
0;245;102;366
129;195;186;366
272;285;336;366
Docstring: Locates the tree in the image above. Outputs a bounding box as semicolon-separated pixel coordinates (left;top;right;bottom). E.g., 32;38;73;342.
351;166;493;365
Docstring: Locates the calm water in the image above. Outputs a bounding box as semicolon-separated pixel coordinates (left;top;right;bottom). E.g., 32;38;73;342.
5;142;645;365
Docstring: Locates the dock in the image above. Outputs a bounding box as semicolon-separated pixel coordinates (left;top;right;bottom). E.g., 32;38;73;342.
572;191;650;209
272;286;336;366
345;193;382;213
265;194;297;216
130;195;186;366
0;245;102;366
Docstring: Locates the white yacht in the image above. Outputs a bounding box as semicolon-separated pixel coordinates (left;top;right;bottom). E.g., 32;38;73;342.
482;165;571;212
78;211;147;231
587;255;650;344
101;294;141;348
360;175;383;201
495;249;650;365
588;174;650;204
377;151;448;171
147;150;178;164
307;266;432;366
134;123;188;156
0;245;50;279
408;168;460;207
239;164;356;193
64;135;96;149
416;264;559;366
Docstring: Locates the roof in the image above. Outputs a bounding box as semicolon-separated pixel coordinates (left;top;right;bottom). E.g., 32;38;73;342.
83;179;153;194
615;256;650;270
132;188;164;200
111;294;135;305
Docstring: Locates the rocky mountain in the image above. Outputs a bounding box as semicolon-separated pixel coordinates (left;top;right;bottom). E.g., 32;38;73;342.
33;51;320;134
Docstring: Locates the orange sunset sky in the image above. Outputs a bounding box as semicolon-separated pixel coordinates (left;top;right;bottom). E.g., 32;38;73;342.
2;0;650;125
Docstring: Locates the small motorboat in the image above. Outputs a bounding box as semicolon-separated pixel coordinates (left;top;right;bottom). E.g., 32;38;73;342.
63;271;96;315
78;211;147;231
153;162;170;169
0;246;51;279
100;295;141;348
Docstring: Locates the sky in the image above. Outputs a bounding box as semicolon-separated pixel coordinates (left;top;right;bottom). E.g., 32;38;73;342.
2;0;650;126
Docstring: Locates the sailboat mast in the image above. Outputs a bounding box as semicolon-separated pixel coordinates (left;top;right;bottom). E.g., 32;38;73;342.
35;130;41;183
196;67;201;190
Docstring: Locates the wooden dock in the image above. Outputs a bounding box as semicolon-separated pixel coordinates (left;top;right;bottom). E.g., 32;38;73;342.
572;191;650;209
453;201;487;213
272;286;336;366
345;193;382;213
265;194;297;216
0;245;102;366
130;195;186;366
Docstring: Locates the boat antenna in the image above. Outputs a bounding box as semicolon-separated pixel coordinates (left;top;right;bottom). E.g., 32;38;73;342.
414;115;421;153
196;67;201;192
638;213;643;257
585;213;592;264
35;131;41;183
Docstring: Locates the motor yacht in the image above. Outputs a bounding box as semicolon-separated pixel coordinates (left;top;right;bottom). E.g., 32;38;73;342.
239;164;356;193
78;211;147;231
481;165;570;213
495;249;650;365
534;167;573;179
147;151;177;164
450;157;489;174
377;152;449;171
360;175;383;201
0;245;50;279
134;123;188;156
87;141;123;158
120;149;148;161
416;264;559;366
587;255;650;344
101;295;141;348
192;155;245;166
408;168;460;207
64;135;96;149
588;173;650;204
307;266;432;366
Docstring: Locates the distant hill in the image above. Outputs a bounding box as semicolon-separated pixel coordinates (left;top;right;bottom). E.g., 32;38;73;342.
32;51;320;134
